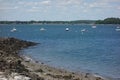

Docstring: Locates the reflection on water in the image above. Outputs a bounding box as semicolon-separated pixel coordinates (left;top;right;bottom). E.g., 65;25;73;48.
0;24;120;78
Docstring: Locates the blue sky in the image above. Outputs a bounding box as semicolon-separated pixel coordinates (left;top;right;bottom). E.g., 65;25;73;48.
0;0;120;21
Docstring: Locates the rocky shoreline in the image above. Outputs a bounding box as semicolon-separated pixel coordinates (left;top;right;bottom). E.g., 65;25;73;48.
0;37;112;80
0;37;43;80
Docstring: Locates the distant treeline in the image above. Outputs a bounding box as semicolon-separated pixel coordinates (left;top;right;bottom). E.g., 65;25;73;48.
0;20;95;24
0;17;120;24
95;17;120;24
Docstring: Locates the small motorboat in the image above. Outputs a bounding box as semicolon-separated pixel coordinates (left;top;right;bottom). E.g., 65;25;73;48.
115;26;120;31
65;28;69;31
81;29;86;32
40;28;46;31
11;27;17;32
115;28;120;31
92;25;97;28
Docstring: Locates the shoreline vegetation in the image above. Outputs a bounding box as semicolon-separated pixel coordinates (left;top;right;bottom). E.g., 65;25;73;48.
0;17;120;24
0;37;113;80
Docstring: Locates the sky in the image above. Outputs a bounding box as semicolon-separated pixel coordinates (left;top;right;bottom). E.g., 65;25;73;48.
0;0;120;21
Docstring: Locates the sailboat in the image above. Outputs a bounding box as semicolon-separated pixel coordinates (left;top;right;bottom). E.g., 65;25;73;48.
11;27;17;32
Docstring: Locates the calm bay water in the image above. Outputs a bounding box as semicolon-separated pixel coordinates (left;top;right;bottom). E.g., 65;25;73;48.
0;24;120;78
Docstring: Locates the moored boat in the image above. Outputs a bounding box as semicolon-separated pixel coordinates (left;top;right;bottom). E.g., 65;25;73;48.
11;27;17;32
65;28;69;31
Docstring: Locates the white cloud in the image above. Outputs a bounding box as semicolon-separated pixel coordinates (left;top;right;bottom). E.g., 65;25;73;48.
27;8;47;13
27;6;40;12
32;6;39;9
27;6;48;13
41;0;51;5
18;0;51;7
1;0;119;15
0;6;18;10
100;0;120;3
28;9;39;12
16;0;83;10
17;0;52;13
84;0;120;10
56;0;82;6
88;2;111;8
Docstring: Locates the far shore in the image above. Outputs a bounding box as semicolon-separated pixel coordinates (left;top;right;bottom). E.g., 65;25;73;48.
0;23;120;27
0;37;114;80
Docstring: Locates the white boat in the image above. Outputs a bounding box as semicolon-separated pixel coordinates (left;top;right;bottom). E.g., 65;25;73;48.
115;26;120;31
117;26;120;28
92;25;97;28
81;29;86;32
40;28;46;31
11;28;17;32
115;28;120;31
65;28;69;31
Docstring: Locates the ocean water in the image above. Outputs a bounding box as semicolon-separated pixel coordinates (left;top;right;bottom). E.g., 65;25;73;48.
0;24;120;79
